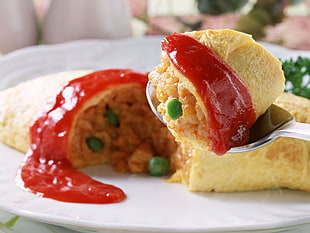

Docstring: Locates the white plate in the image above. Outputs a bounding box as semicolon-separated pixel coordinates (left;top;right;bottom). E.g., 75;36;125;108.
0;37;310;233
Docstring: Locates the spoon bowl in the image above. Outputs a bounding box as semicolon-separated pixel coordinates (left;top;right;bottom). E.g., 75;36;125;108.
228;104;310;153
146;81;166;124
146;81;310;153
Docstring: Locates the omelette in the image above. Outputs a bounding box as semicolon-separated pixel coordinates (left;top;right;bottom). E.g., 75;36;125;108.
170;93;310;192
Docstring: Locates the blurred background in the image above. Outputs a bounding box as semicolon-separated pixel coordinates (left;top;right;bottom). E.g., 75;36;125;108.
0;0;309;54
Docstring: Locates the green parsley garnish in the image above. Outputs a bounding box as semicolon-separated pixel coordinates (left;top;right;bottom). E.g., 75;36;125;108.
282;56;310;99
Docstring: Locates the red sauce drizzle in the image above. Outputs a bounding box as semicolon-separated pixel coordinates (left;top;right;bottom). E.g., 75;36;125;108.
162;33;256;155
19;69;148;204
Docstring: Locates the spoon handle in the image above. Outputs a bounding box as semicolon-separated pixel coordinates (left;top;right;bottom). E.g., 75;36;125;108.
276;121;310;141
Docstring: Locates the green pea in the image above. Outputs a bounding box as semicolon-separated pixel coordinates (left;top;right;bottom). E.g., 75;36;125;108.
86;136;104;152
148;156;170;176
167;98;183;120
104;107;119;127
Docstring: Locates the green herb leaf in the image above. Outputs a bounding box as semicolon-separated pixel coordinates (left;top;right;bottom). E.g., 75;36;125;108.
5;216;19;228
282;56;310;99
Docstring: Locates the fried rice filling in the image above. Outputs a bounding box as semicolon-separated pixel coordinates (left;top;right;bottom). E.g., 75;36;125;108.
69;84;177;173
149;54;209;148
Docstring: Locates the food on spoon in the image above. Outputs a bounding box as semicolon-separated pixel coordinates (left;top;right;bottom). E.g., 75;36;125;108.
148;29;285;155
169;92;310;192
0;69;177;203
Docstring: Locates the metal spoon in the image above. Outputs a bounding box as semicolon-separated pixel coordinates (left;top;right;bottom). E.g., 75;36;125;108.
146;81;310;153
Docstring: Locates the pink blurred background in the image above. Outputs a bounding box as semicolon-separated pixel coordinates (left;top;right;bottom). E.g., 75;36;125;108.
1;0;309;54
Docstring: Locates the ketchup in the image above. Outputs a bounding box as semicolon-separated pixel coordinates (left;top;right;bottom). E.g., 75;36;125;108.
162;33;256;155
19;69;148;204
